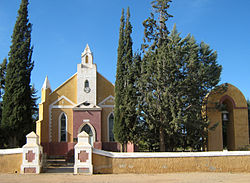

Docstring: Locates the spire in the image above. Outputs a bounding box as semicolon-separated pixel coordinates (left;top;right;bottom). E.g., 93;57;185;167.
81;44;93;66
42;76;51;90
82;44;92;56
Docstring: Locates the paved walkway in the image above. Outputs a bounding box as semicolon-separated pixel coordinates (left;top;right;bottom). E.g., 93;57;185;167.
1;173;250;183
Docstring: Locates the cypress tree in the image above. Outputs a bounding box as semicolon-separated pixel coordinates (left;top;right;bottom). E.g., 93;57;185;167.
123;7;136;143
0;58;7;147
0;58;7;100
114;8;127;150
2;0;34;147
114;7;136;151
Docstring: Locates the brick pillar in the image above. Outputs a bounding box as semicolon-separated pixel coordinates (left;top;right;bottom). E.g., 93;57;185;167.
21;132;43;174
74;131;93;174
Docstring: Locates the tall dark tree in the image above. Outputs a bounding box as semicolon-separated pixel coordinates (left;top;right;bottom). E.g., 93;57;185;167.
1;0;34;147
114;8;136;151
114;8;127;149
0;58;7;123
0;58;7;100
0;58;7;147
139;0;173;152
123;7;137;143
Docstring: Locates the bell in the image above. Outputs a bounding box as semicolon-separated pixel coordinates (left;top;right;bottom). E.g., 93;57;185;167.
222;110;229;121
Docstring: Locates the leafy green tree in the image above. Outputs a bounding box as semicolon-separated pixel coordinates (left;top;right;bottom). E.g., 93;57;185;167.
139;0;173;152
138;0;221;152
142;0;173;51
1;0;34;147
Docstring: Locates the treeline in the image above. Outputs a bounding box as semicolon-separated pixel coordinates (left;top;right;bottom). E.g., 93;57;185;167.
114;0;222;152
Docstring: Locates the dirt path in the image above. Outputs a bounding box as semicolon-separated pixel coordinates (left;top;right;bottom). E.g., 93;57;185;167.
0;173;250;183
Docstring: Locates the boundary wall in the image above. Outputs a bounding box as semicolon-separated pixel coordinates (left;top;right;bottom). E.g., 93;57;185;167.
1;147;250;174
93;149;250;174
0;148;22;173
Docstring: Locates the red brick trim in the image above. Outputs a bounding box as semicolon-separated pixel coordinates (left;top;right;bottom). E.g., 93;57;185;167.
78;150;89;162
220;95;247;109
26;150;35;162
24;167;36;173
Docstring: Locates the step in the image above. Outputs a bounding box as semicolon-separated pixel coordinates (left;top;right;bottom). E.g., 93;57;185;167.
45;167;74;173
44;157;74;173
47;155;66;159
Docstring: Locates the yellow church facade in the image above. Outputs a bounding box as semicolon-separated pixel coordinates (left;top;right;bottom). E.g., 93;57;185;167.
36;45;119;156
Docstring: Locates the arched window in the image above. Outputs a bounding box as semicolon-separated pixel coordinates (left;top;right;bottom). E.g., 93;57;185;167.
59;113;67;142
85;55;89;64
80;124;94;146
108;113;114;142
84;80;90;93
84;80;89;88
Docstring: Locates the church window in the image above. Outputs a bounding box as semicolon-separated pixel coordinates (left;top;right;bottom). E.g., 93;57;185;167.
60;113;67;142
86;55;89;64
85;80;89;88
108;113;114;142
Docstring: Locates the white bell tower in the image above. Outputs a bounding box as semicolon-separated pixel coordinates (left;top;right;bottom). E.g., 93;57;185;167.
77;44;97;106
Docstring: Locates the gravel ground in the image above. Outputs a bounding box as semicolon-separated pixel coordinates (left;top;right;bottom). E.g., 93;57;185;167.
0;173;250;183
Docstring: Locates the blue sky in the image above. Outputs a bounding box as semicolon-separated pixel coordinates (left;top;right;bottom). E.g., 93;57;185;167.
0;0;249;102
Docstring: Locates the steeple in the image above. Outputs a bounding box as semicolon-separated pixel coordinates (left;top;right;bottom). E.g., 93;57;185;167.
81;44;93;67
42;76;51;90
41;76;52;103
77;44;97;105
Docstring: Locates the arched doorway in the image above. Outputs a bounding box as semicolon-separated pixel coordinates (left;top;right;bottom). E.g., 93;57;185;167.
79;123;95;146
206;83;249;151
221;98;234;150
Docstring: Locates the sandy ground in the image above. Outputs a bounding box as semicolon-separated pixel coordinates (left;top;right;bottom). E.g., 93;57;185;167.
0;173;250;183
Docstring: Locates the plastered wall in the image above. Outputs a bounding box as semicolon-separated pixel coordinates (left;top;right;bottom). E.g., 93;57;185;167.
93;153;250;174
0;153;22;173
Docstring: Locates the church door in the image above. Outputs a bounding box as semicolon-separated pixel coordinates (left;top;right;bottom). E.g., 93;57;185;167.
80;124;94;146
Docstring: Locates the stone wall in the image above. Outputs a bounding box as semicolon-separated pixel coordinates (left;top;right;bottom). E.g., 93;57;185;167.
93;149;250;174
0;148;22;173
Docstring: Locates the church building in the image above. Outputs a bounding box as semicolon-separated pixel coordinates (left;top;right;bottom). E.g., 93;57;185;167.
36;44;249;156
36;45;119;156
